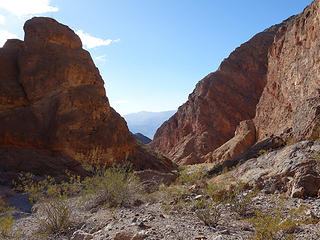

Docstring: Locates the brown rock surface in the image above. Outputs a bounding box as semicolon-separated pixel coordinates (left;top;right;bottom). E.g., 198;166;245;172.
0;17;135;163
254;0;320;141
0;17;174;179
203;120;256;164
151;24;282;164
232;141;320;198
114;231;145;240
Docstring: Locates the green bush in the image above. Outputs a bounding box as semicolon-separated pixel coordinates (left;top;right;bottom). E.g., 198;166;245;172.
0;197;16;240
194;199;222;227
206;181;258;218
228;182;258;217
248;200;303;240
82;164;142;209
176;166;206;186
15;173;81;235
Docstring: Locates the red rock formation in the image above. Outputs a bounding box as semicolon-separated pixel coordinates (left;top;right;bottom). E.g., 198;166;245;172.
203;120;256;164
151;25;282;164
0;17;175;179
254;0;320;141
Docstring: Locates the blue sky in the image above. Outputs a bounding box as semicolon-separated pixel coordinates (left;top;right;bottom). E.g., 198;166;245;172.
0;0;313;115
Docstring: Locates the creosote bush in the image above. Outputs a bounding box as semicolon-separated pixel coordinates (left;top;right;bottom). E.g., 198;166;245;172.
0;197;16;240
194;199;222;227
176;166;206;186
15;172;81;235
82;164;142;209
14;163;142;237
206;181;258;218
248;200;307;240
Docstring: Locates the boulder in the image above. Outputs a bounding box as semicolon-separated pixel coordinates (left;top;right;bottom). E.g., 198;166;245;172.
71;230;93;240
114;231;145;240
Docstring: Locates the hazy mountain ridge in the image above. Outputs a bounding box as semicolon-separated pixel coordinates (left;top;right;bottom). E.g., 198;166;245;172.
124;110;176;139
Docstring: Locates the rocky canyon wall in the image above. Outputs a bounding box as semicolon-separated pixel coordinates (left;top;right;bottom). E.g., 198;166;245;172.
151;23;283;164
152;0;320;165
254;0;320;142
0;17;174;182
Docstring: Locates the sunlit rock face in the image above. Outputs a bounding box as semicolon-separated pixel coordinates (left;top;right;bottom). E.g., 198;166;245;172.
254;0;320;142
151;23;282;164
152;0;320;165
0;17;175;181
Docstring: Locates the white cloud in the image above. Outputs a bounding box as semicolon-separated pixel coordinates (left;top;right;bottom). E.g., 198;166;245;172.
0;30;18;47
76;30;119;49
0;14;4;24
0;0;58;16
94;54;107;62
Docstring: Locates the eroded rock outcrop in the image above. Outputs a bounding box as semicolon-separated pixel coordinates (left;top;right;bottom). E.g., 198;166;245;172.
232;141;320;198
0;17;174;180
153;0;320;166
203;120;256;164
151;24;282;164
254;0;320;141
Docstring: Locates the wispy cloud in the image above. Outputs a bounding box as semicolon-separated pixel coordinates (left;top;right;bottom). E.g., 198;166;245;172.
0;30;18;46
0;0;58;16
0;14;5;24
76;30;119;49
94;54;107;62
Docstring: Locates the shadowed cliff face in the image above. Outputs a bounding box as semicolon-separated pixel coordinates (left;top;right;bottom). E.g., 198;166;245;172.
0;17;175;180
151;24;282;165
0;17;135;163
254;0;320;141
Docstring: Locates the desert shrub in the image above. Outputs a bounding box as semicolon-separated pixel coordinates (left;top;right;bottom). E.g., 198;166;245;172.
82;164;142;209
0;197;16;240
206;181;258;218
248;210;298;240
194;199;222;227
248;200;303;240
176;166;206;186
285;136;297;146
227;182;258;217
15;173;81;235
205;182;231;204
158;184;190;213
257;149;271;157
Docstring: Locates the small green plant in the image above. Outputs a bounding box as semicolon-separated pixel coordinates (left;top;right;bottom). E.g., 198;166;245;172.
207;181;258;218
0;197;16;240
228;182;258;217
176;166;206;186
194;199;222;227
158;184;190;213
205;182;231;204
82;164;142;209
248;200;302;240
257;149;271;157
248;210;297;240
15;172;81;235
285;136;297;146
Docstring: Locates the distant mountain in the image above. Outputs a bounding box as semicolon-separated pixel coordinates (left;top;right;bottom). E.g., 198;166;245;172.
124;110;176;139
133;133;152;144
